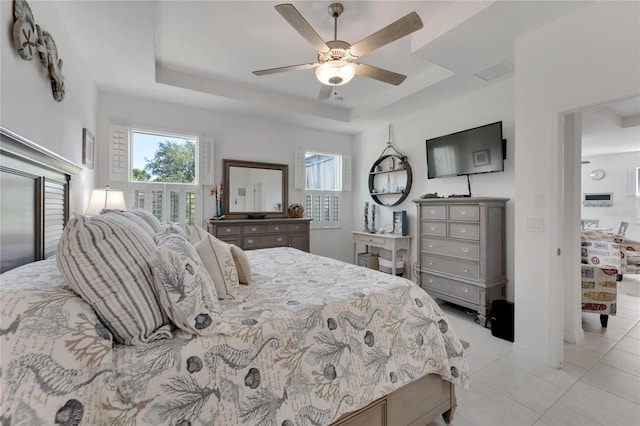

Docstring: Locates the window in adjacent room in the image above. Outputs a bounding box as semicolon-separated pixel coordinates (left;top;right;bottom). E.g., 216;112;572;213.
297;150;350;229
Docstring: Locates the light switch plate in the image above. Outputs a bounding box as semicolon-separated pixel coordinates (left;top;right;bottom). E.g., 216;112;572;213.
526;216;545;232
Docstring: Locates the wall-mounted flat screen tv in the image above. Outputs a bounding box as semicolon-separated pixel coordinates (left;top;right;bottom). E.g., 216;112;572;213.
426;121;504;179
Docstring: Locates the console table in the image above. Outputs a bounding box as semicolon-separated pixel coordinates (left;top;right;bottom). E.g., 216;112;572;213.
352;231;411;276
208;218;312;252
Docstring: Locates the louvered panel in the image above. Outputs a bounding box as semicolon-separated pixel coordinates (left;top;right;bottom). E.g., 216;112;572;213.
293;148;304;189
44;180;66;258
342;154;352;191
109;125;129;181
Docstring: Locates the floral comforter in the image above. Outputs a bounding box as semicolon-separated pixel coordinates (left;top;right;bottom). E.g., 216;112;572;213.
1;248;469;425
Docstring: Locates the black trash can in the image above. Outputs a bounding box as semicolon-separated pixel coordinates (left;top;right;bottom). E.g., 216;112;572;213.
490;300;514;342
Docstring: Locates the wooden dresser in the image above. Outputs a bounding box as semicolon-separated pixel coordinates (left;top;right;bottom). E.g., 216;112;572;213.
413;197;509;324
207;218;312;252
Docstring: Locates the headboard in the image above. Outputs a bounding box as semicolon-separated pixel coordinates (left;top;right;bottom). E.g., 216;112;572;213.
0;127;82;273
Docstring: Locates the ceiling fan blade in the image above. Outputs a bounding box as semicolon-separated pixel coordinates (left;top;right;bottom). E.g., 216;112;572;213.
275;3;330;53
253;63;317;76
355;63;407;86
349;12;423;58
318;84;333;100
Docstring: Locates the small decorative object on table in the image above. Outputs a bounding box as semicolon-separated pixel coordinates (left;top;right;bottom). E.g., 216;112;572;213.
210;184;225;219
288;203;304;218
364;202;370;232
370;204;376;233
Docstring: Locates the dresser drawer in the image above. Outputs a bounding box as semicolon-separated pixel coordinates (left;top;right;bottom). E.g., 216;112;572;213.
448;222;480;240
267;224;286;233
421;273;480;304
421;254;480;280
422;221;446;237
215;225;242;236
355;234;388;247
422;237;480;261
288;222;308;232
243;235;287;249
448;205;479;221
217;237;240;246
243;224;267;234
421;205;447;220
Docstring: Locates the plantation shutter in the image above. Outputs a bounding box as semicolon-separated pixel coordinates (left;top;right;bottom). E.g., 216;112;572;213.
109;124;130;182
294;148;305;189
200;135;214;185
341;154;351;191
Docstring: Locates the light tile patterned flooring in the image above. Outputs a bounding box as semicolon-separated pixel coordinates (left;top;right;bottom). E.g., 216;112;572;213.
428;275;640;426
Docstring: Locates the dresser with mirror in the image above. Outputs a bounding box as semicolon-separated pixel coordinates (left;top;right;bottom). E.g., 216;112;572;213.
208;159;311;251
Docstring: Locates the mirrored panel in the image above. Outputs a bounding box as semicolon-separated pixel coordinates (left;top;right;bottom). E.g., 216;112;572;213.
223;159;288;219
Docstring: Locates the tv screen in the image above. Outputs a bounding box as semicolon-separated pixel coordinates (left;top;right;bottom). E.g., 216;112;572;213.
426;121;504;179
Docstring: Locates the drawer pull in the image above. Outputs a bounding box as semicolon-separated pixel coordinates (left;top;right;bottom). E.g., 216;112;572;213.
430;226;436;231
225;228;232;233
462;247;469;253
463;287;469;293
277;238;282;242
429;278;435;283
428;261;434;266
247;239;254;244
463;268;470;273
251;227;257;231
430;209;436;215
460;210;466;215
460;228;466;233
427;243;434;248
274;226;280;231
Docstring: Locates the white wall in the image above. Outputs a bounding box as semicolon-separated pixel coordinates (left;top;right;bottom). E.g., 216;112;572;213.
352;79;515;296
515;1;640;365
0;0;97;212
581;152;640;241
97;92;353;261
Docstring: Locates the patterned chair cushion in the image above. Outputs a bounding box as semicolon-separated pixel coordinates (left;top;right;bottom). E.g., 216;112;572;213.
57;213;172;345
150;236;222;335
581;264;617;315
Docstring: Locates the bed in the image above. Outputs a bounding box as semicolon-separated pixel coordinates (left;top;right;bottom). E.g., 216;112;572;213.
0;127;469;426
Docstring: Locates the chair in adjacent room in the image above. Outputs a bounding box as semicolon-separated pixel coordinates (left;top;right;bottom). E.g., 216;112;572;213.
581;219;600;230
617;221;630;236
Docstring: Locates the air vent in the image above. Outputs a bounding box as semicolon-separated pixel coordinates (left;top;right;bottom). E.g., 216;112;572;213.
474;61;514;82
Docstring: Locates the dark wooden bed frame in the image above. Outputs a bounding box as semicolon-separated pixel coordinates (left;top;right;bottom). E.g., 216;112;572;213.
0;126;457;425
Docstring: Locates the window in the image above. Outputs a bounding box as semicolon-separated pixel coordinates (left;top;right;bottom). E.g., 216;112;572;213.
297;150;350;228
108;125;213;227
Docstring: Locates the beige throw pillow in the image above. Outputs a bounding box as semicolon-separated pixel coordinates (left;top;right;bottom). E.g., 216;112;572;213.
194;234;239;299
230;244;252;284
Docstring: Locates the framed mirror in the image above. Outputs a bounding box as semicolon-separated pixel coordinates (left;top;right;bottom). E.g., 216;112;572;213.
223;159;288;219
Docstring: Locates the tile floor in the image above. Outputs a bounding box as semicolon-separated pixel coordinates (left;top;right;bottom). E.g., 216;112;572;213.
428;275;640;426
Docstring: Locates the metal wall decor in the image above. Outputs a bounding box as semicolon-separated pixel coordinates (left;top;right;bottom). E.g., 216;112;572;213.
12;0;65;102
368;125;412;207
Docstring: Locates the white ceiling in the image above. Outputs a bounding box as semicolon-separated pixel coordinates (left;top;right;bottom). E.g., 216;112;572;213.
53;0;638;152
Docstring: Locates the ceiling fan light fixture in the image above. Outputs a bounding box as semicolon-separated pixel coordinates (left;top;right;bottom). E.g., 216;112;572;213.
315;60;356;86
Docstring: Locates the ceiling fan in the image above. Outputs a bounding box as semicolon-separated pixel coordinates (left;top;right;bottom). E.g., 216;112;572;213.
252;3;424;100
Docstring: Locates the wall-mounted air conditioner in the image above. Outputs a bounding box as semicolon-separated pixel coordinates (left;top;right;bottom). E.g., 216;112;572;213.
583;193;613;207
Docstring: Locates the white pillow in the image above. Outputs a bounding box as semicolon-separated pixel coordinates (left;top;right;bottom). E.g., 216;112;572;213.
230;244;252;284
194;234;240;299
57;213;172;345
150;237;222;335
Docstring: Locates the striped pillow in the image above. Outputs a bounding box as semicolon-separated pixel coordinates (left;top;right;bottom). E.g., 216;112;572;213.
150;237;222;335
129;208;162;233
57;213;172;345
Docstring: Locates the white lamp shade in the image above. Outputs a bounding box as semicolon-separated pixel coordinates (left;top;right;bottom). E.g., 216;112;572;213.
86;187;126;216
315;60;356;86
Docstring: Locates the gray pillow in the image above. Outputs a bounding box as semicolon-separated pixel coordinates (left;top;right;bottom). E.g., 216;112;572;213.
150;236;222;335
57;212;172;345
